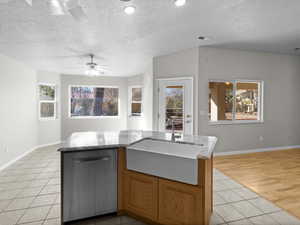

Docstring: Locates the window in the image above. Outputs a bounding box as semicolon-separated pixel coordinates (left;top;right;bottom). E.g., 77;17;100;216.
39;84;57;120
209;80;263;124
70;86;119;117
129;86;143;116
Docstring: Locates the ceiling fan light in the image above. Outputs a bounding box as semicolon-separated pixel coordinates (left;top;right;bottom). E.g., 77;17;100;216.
85;68;100;76
174;0;186;7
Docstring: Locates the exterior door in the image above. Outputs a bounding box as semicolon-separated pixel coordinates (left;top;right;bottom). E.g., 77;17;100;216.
158;79;193;135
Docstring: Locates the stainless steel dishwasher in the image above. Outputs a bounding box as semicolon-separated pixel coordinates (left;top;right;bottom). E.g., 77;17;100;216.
62;149;117;223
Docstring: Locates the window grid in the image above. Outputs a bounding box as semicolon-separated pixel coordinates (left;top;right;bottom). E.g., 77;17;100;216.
129;86;143;117
209;80;263;124
69;85;119;118
39;84;57;120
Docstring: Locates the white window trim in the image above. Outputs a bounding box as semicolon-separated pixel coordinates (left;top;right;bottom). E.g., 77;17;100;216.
68;85;120;119
128;85;143;117
38;83;57;121
208;79;264;125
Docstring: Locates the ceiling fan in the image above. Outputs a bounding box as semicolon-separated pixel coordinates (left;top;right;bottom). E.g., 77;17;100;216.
85;54;109;76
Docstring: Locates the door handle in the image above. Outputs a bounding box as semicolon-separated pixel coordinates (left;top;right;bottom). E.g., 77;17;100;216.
74;156;111;163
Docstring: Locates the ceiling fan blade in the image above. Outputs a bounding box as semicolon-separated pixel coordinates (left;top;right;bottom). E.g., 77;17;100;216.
96;64;109;69
48;0;65;15
95;66;110;72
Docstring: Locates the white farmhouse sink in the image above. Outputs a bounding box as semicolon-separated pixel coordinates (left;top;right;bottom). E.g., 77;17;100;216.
127;139;205;185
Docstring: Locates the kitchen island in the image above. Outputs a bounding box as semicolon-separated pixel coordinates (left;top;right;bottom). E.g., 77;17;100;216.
59;130;217;225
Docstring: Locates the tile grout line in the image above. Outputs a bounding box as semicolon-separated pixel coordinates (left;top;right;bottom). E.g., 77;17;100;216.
15;181;47;224
13;156;59;225
1;150;299;225
213;170;300;225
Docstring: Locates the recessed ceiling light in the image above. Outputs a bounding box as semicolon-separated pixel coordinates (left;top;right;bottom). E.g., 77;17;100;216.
198;36;210;41
174;0;186;7
124;5;136;15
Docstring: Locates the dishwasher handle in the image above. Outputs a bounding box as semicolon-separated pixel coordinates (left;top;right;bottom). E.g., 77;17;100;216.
74;156;111;163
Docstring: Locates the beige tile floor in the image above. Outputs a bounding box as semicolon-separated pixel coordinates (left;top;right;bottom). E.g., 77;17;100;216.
0;145;300;225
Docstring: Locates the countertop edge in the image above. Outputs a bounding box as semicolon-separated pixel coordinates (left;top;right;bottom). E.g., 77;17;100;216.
58;131;218;159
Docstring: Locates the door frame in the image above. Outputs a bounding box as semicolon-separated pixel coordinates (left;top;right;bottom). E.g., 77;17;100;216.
155;77;194;135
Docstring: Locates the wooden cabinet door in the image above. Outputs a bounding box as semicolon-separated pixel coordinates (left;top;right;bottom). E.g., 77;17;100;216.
124;170;158;221
159;179;203;225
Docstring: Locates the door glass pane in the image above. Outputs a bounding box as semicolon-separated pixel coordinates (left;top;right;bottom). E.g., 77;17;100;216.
165;86;183;131
236;82;259;120
209;82;234;121
40;102;55;118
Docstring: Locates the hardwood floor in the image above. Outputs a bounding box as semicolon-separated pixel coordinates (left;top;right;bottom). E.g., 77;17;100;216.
214;149;300;219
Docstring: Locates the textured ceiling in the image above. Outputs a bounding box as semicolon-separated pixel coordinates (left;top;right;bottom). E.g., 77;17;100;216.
0;0;300;76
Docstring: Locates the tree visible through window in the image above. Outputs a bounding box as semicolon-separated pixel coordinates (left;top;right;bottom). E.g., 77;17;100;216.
70;86;119;117
209;80;263;123
165;86;183;131
129;87;142;116
236;82;259;120
39;84;56;119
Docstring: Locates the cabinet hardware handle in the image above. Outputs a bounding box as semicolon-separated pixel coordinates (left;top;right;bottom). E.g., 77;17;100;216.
74;156;111;163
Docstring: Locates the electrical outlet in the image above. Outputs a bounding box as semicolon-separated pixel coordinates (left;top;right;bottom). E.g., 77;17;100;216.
259;136;264;142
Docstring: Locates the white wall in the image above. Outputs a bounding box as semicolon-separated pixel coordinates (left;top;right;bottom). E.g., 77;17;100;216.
153;47;300;153
198;47;300;153
153;48;199;134
127;75;144;130
60;74;128;140
143;64;154;130
127;67;153;131
0;54;37;169
37;71;61;145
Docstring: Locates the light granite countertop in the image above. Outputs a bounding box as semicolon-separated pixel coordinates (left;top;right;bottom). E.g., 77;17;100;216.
58;130;217;159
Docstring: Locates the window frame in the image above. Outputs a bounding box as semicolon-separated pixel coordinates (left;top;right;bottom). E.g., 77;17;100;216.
128;85;143;117
38;83;57;121
208;79;264;125
68;85;120;119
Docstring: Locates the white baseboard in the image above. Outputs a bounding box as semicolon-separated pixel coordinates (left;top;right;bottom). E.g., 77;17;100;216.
0;141;61;172
35;141;61;150
214;145;300;156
